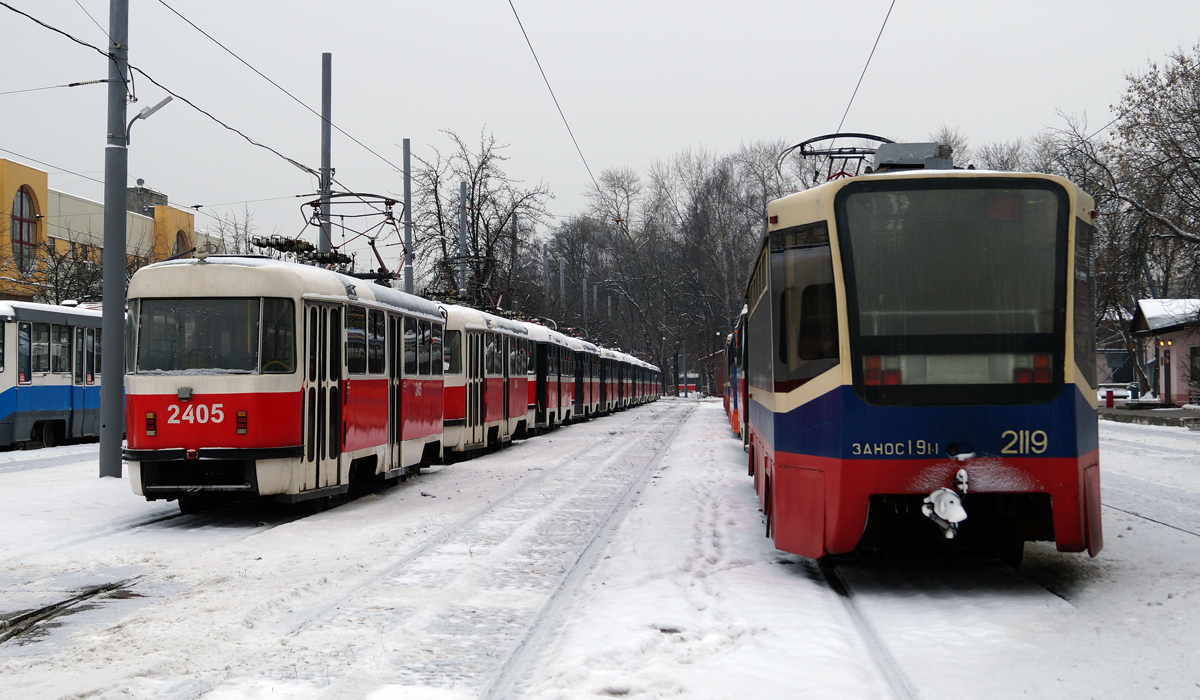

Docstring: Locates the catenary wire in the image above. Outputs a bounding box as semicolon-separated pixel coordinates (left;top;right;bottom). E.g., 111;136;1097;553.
834;0;897;136
0;1;130;94
506;0;600;193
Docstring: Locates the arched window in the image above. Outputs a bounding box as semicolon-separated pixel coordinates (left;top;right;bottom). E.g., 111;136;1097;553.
11;187;37;274
174;231;189;257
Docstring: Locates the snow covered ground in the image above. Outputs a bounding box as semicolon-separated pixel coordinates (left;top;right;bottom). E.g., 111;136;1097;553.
1;400;1198;699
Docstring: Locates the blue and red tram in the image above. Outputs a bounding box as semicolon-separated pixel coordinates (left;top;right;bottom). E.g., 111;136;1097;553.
746;144;1102;563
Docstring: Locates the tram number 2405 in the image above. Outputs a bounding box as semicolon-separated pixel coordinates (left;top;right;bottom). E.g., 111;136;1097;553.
1001;429;1047;454
167;403;225;424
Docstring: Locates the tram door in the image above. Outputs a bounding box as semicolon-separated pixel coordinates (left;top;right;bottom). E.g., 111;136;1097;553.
302;303;342;491
502;336;511;436
466;332;484;446
70;327;86;438
387;315;402;471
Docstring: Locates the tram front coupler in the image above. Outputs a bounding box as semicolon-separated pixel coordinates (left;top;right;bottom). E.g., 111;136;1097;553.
923;468;970;539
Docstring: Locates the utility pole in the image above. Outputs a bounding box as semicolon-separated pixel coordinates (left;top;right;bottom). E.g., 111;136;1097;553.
458;181;467;294
318;53;332;253
403;138;413;293
99;0;130;478
582;276;588;329
558;258;565;313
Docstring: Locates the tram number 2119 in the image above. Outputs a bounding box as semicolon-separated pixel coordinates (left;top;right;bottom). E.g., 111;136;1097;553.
167;403;225;424
1001;429;1046;455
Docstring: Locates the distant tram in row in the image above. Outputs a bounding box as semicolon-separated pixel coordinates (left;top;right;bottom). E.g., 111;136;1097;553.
122;256;660;512
741;142;1102;564
0;301;103;448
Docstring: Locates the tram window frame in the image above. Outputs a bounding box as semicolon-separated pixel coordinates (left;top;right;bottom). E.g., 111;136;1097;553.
346;305;368;375
834;178;1069;406
17;322;31;384
431;324;444;376
31;323;50;374
418;320;432;376
125;300;138;374
404;317;418;376
261;298;296;374
444;329;462;375
51;324;70;373
368;309;386;375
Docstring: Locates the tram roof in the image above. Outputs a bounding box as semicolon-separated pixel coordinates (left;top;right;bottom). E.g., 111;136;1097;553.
0;300;103;325
129;256;443;322
442;304;529;336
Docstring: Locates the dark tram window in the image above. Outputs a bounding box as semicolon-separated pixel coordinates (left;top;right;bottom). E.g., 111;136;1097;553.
346;305;367;375
418;320;432;376
772;228;839;392
431;324;444;376
1074;219;1097;390
368;309;386;374
444;329;461;375
404;317;417;376
261;298;296;374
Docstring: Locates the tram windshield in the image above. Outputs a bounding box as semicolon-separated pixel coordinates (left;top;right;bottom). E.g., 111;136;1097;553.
835;179;1068;403
135;297;295;374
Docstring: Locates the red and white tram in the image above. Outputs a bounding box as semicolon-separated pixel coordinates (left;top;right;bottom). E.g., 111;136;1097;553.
523;321;573;431
441;304;530;455
124;256;445;512
567;336;600;420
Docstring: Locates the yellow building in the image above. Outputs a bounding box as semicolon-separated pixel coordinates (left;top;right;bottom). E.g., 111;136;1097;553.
1;157;208;302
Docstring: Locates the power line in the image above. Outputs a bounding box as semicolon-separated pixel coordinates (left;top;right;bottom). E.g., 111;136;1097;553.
0;147;106;185
0;78;108;96
0;1;129;94
834;0;897;135
73;0;111;42
506;0;600;193
155;0;404;174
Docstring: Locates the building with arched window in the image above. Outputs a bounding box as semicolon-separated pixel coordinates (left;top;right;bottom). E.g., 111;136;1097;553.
1;158;216;302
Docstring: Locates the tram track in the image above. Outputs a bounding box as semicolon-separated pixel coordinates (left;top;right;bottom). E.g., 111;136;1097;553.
200;402;696;698
819;560;922;700
0;579;138;645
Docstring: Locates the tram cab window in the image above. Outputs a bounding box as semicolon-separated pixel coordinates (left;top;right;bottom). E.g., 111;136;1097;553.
404;318;417;375
771;222;838;391
431;324;444;376
136;298;260;374
527;340;536;376
262;298;296;374
368;310;386;374
418;320;432;375
346;305;367;375
86;328;96;384
125;300;138;374
444;329;462;374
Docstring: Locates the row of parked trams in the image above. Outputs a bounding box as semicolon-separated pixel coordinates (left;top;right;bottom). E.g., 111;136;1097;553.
1;258;661;514
722;142;1103;565
7;139;1104;564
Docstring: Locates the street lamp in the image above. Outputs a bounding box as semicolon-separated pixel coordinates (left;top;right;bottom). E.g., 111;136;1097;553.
125;95;172;145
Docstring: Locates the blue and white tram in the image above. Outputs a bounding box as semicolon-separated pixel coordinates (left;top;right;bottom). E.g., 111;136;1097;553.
0;301;103;448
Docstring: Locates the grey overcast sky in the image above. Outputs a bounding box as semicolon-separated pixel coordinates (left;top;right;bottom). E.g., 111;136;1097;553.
3;0;1200;269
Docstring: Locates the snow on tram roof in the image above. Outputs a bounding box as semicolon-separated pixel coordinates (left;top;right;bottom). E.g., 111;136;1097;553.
131;256;443;321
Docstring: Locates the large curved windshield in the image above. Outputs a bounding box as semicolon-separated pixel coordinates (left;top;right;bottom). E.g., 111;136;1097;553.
135;297;295;374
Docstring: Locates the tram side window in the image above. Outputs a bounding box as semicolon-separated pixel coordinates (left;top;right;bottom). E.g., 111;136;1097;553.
307;307;319;382
484;333;497;376
125;300;138;374
31;323;50;373
368;310;385;374
0;321;5;372
431;324;443;376
261;298;296;374
444;329;462;374
51;325;70;373
17;322;31;383
526;340;535;376
418;320;432;376
346;305;367;375
404;317;417;375
74;328;84;383
772;233;838;390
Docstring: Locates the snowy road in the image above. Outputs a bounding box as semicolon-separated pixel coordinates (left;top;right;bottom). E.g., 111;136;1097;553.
1;401;1199;699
